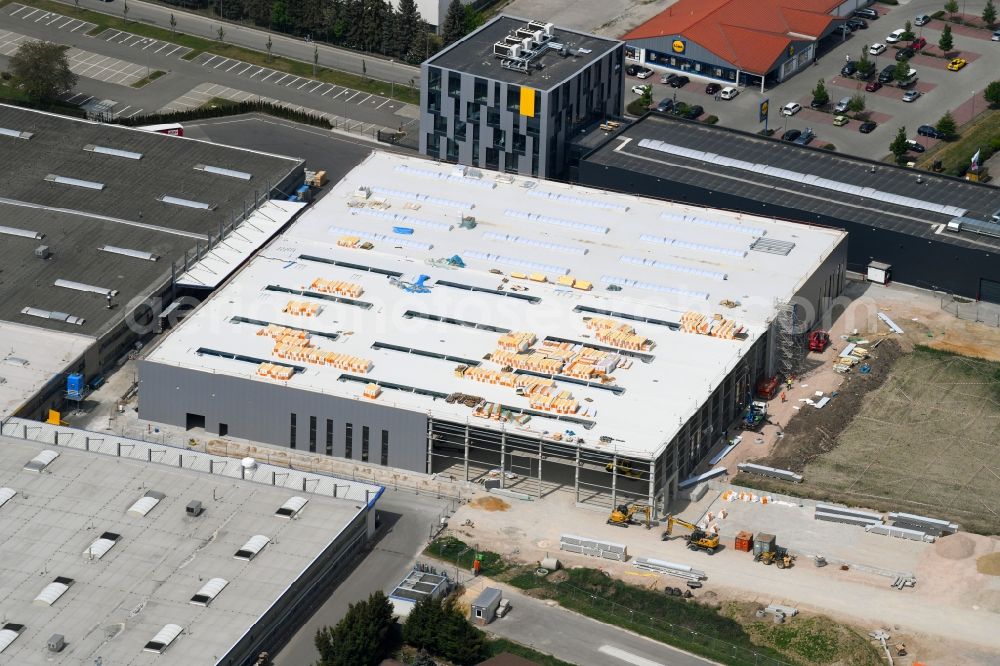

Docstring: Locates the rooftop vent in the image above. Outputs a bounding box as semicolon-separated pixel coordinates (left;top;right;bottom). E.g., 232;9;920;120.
24;450;59;472
34;577;74;606
189;577;229;606
45;174;106;191
84;532;120;560
0;127;33;140
234;534;270;560
158;194;215;210
98;245;158;261
275;496;308;518
35;245;51;260
84;144;143;160
127;490;166;517
143;624;183;654
0;624;25;654
0;487;15;509
194;164;252;180
47;634;65;653
0;225;43;240
54;279;118;298
186;500;204;517
21;307;85;326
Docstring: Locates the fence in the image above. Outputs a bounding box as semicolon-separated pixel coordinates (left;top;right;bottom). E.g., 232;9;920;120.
552;582;793;666
940;294;1000;327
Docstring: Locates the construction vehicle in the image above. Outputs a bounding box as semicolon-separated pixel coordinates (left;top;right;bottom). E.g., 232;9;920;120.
742;400;768;430
662;515;720;553
808;329;830;352
607;504;652;528
752;533;794;568
605;459;643;479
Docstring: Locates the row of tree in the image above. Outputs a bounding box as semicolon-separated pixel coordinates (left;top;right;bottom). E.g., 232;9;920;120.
943;0;997;27
314;591;489;666
157;0;482;63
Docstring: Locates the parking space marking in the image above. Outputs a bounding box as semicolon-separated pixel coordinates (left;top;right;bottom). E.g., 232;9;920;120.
285;77;301;86
297;80;311;89
9;6;27;16
274;74;289;84
164;45;183;57
356;94;372;105
69;20;85;32
20;8;38;19
261;71;279;82
320;84;335;95
374;98;391;110
344;91;361;103
213;58;230;69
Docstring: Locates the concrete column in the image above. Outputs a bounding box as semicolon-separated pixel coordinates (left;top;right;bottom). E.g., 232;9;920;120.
499;430;507;490
574;445;581;504
647;460;656;519
426;416;434;475
611;453;618;510
463;422;470;482
537;436;543;499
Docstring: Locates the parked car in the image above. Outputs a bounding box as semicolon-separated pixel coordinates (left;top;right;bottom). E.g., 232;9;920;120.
669;75;690;88
911;37;927;50
705;82;721;94
793;128;815;145
848;17;868;30
843;20;859;32
905;139;926;153
836;24;852;36
886;29;906;43
869;42;886;55
878;64;897;83
854;7;879;20
865;80;882;92
841;61;858;77
918;124;943;138
859;121;877;133
896;47;915;61
947;57;967;71
625;64;640;76
834;96;852;113
720;86;739;100
833;115;849;126
810;97;826;108
781;129;802;142
914;14;931;26
661;73;678;85
635;67;654;79
656;98;674;113
781;102;802;116
993;29;1000;41
631;84;650;95
902;89;922;102
684;104;704;119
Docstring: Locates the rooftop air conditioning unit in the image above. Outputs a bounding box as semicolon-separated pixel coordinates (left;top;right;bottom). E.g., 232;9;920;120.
946;219;962;233
35;245;51;259
47;634;66;653
186;500;204;517
522;37;532;51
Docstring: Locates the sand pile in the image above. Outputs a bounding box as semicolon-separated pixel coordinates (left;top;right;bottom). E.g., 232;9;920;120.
935;533;975;560
471;496;510;512
976;552;1000;576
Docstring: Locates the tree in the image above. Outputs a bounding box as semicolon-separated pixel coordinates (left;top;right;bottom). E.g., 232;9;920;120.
984;0;997;27
9;40;78;104
935;111;957;138
939;23;954;53
441;0;467;45
315;591;394;666
857;47;874;77
403;597;486;666
217;25;225;42
890;126;909;162
394;0;422;61
266;34;273;62
847;93;866;113
812;78;830;105
639;85;652;108
984;80;1000;107
313;43;319;76
893;58;911;83
944;0;959;17
170;13;177;36
901;20;914;41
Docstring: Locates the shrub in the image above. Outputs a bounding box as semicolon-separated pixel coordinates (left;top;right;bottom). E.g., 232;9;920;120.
823;143;836;150
626;99;649;116
703;115;719;124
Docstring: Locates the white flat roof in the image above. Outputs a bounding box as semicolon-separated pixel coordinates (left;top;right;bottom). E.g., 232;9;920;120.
0;430;378;665
145;152;845;458
0;321;93;419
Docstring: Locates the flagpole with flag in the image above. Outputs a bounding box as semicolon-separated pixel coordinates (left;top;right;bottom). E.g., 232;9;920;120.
971;148;981;172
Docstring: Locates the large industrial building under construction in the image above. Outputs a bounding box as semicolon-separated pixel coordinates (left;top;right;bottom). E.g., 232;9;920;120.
138;152;847;514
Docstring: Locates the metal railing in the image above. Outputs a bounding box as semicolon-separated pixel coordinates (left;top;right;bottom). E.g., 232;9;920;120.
940;294;1000;327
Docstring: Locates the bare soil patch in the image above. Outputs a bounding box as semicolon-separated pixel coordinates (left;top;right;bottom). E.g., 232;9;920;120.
977;552;1000;576
471;496;511;512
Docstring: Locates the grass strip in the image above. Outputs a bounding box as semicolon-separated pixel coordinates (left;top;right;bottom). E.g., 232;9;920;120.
2;0;418;104
917;108;1000;175
130;69;165;88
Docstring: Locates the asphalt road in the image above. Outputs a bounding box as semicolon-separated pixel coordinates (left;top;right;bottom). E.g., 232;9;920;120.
272;489;453;666
51;0;420;86
488;588;717;666
0;4;419;135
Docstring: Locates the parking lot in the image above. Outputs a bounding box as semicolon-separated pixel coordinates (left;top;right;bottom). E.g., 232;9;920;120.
5;3;94;33
625;1;1000;160
189;52;409;116
96;28;192;59
0;28;149;86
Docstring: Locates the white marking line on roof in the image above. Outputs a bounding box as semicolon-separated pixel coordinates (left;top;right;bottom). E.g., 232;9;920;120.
0;196;209;240
597;646;665;666
10;6;27;16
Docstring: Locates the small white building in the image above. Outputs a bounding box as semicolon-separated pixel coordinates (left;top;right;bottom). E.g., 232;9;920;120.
389;566;452;618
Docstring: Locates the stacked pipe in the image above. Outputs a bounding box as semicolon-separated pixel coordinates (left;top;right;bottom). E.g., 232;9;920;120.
633;557;706;581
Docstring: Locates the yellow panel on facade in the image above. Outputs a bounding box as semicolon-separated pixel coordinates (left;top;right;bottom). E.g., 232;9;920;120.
520;87;536;117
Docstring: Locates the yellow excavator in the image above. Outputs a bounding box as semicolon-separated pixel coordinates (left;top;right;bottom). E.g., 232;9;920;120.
607;504;652;528
662;515;720;554
755;547;795;569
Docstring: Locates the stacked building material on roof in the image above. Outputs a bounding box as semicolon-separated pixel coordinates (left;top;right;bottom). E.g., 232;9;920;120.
888;512;959;536
737;463;802;483
815;503;883;527
560;534;627;561
633;557;706;581
679;311;743;339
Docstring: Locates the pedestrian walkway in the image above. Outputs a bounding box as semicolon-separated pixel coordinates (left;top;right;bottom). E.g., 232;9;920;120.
189;52;409;115
95;28;192;59
5;3;94;34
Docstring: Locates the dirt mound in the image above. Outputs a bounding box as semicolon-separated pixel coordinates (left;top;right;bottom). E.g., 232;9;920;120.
976;552;1000;575
935;533;976;560
471;496;510;512
548;569;569;583
761;339;905;472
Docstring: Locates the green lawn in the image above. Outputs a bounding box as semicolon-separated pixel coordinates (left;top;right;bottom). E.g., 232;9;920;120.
130;69;165;88
0;0;419;104
917;107;1000;175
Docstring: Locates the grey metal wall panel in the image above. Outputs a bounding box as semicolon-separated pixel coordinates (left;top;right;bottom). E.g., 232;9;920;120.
137;361;428;473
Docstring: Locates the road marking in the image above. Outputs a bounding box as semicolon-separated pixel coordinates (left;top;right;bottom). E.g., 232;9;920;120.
203;54;218;66
225;61;240;71
309;82;323;93
285;77;301;86
125;108;144;118
69;20;85;32
10;6;26;16
78;95;94;105
119;34;136;45
34;11;49;22
262;71;279;82
249;67;264;78
237;64;252;75
213;58;230;69
355;93;372;105
66;92;84;103
344;91;361;102
374;98;391;110
598;646;665;666
274;74;289;84
153;43;169;54
320;84;334;95
20;9;38;19
56;18;73;29
104;30;120;41
46;14;62;25
143;40;159;50
297;80;311;89
164;45;182;57
114;105;131;117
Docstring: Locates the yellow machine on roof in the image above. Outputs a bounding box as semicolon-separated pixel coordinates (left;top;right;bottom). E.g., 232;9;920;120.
662;515;720;553
607;504;652;528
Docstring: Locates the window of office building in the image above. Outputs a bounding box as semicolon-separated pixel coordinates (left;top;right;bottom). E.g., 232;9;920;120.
362;426;370;462
345;423;353;459
428;66;441;91
289;413;297;449
381;430;389;466
474;77;488;103
309;416;317;453
326;419;333;456
448;71;461;97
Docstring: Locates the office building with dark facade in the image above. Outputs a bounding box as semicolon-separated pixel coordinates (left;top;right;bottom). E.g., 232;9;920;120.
419;15;624;178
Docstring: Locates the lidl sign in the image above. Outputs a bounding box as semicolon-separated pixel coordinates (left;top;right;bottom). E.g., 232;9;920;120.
672;39;686;54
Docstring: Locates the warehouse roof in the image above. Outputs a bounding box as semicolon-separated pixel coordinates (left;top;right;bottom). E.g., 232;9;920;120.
584;114;1000;253
427;15;621;88
622;0;843;74
144;152;844;459
0;431;377;665
0;321;92;419
0;105;303;337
